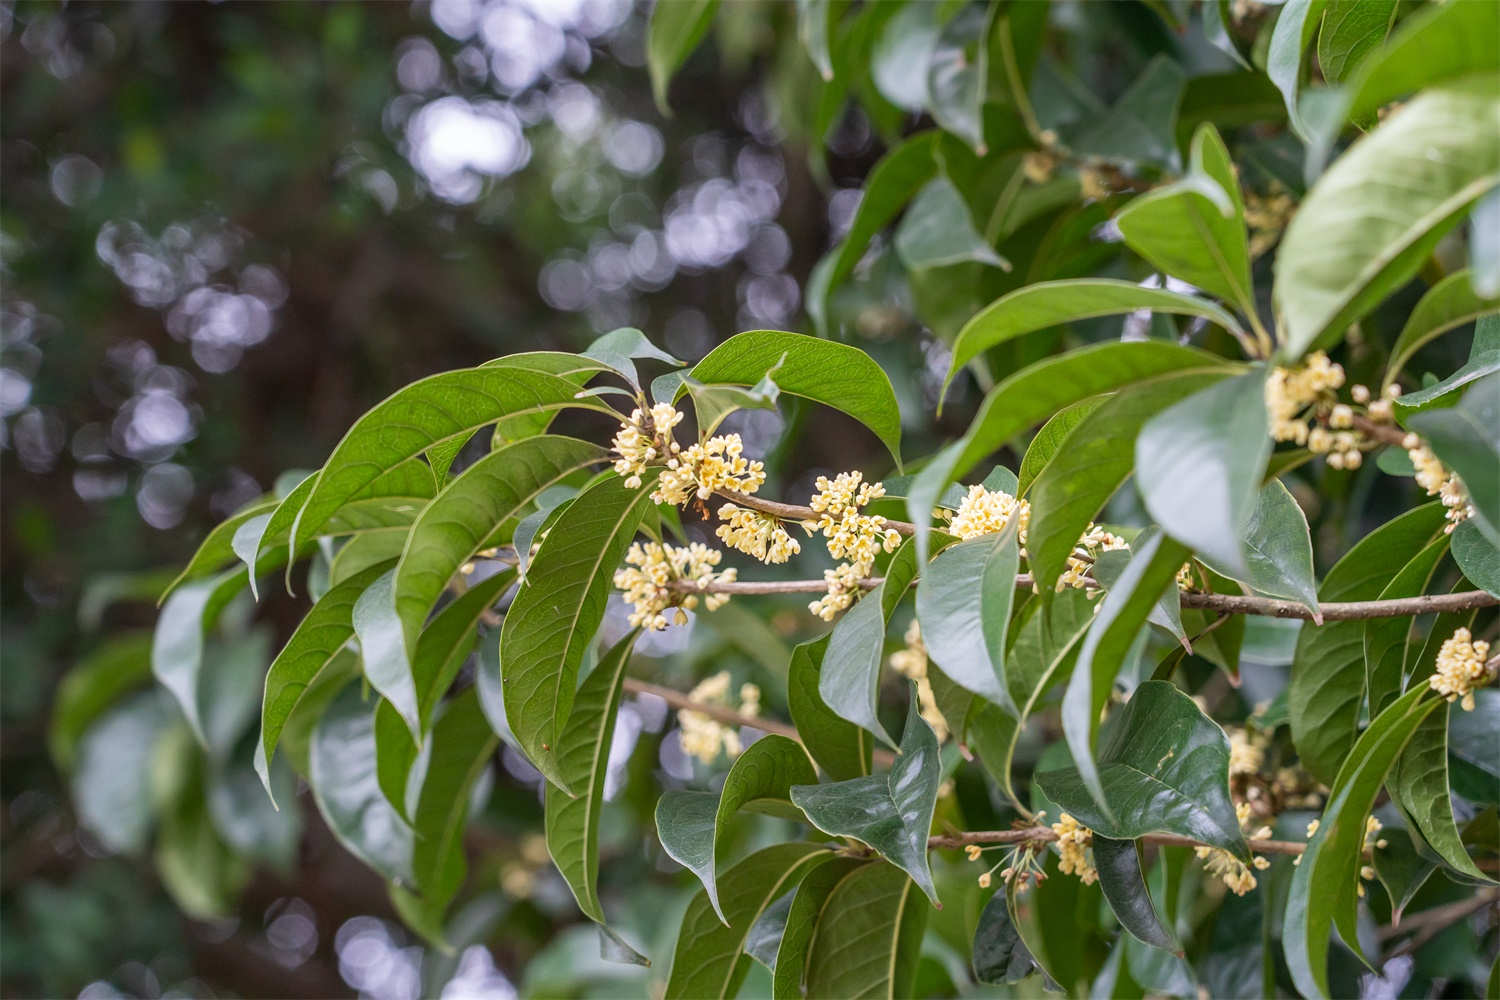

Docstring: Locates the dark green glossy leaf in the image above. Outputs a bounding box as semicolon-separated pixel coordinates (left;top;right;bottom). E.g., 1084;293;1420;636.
1093;836;1178;952
771;857;865;999
820;538;918;747
1363;536;1448;715
790;698;941;904
501;473;656;790
1067;55;1185;170
802;862;929;1000
787;637;871;781
1198;479;1319;610
1045;680;1245;856
1016;397;1104;497
1452;507;1500;598
973;886;1043;985
310;684;414;883
408;690;496;922
914;528;1018;709
1371;826;1438;920
1389;703;1492;882
744;891;792;971
895;177;1007;272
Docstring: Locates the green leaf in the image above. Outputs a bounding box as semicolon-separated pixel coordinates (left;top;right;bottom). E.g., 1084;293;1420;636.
1452;518;1500;597
744;892;792;971
1198;479;1319;610
1044;680;1246;855
925;4;991;153
819;538;919;747
1289;503;1446;784
501;473;657;790
664;843;831;1000
1266;0;1328;140
546;632;639;924
688;329;903;465
795;0;835;80
153;754;249;920
895;177;1008;272
1384;271;1500;389
914;528;1019;709
1389;704;1493;882
787;637;871;781
912;342;1235;561
771;857;866;999
374;698;418;821
1093;836;1179;952
656;734;818;923
393;435;607;655
1316;0;1397;83
1285;686;1441;1000
352;569;421;737
71;691;172;855
1407;370;1500;542
1448;689;1500;803
1029;370;1225;592
645;0;718;112
870;2;944;111
1275;83;1500;359
972;886;1044;986
805;133;941;335
943;279;1243;400
207;752;301;876
1372;827;1438;921
255;560;395;799
414;569;516;729
310;685;415;883
1394;349;1500;415
1363;536;1449;716
1016;397;1104;497
50;631;154;772
1116;124;1256;316
408;690;497;921
1135;369;1271;577
159;496;278;602
152;568;252;747
1068;55;1186;170
581;327;682;389
288;365;610;560
1343;0;1500;123
802;862;929;1000
790;698;942;904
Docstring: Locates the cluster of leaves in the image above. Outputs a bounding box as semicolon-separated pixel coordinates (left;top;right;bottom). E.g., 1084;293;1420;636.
54;0;1500;996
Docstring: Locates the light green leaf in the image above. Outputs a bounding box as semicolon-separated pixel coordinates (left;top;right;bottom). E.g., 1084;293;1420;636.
1275;83;1500;359
926;4;991;153
581;327;682;389
894;177;1008;272
1316;0;1397;83
1363;536;1449;716
787;637;871;781
1197;478;1319;610
664;843;831;1000
152;568;253;747
1060;532;1192;818
1289;503;1446;784
870;2;943;111
1452;518;1500;597
1093;836;1178;952
1016;397;1104;497
393;435;606;655
50;631;154;772
1285;686;1440;1000
501;473;656;790
790;699;942;904
1135;369;1271;577
914;528;1019;709
656;734;818;923
255;561;395;799
646;0;718;113
802;862;929;1000
943;279;1243;400
795;0;835;80
1407;370;1500;542
159;496;277;603
688;329;903;465
546;632;639;924
819;538;919;747
1390;704;1493;882
771;857;865;999
1115;124;1255;316
1394;349;1500;415
1343;0;1500;123
912;342;1236;561
71;690;172;855
408;690;496;922
1266;0;1328;140
1384;271;1500;389
1045;680;1246;856
352;569;421;737
329;529;407;587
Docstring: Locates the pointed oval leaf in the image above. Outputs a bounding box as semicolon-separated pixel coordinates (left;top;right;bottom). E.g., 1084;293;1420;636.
914;529;1018;710
408;690;497;921
803;862;929;1000
787;637;871;781
1197;478;1320;610
153;568;254;748
1093;836;1179;952
352;570;421;737
1389;705;1493;882
1384;271;1500;389
645;0;718;112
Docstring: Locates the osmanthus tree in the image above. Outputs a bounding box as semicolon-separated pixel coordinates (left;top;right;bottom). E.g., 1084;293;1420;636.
55;0;1500;996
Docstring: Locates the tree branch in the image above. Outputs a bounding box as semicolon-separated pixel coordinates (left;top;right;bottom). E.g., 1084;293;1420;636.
926;827;1307;856
1379;888;1499;957
715;489;918;535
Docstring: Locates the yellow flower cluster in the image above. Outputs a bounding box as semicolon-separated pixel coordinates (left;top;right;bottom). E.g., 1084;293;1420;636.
1356;816;1387;893
948;484;1031;545
1051;813;1097;885
1194;802;1271;896
654;433;767;507
1265;352;1359;461
1430;626;1493;711
679;671;760;765
1058;523;1129;591
1407;438;1475;533
611;403;684;488
888;620;949;742
613;541;735;630
715;503;800;563
803;472;901;620
1227;726;1269;778
1244;184;1294;258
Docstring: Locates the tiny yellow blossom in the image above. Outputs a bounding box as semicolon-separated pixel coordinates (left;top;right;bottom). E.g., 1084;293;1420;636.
654;433;767;506
1227;726;1268;778
1051;813;1098;885
965;843;983;861
978;871;992;888
809;562;867;621
614;541;736;630
611;403;684;487
1058;523;1129;591
678;671;758;765
948;483;1031;544
888;620;949;742
1430;627;1493;710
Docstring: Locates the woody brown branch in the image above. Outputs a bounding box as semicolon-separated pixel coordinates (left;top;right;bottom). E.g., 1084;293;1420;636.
926;827;1308;856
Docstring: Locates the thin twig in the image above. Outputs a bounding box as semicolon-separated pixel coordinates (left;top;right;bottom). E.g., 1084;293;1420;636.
714;489;919;536
926;827;1307;856
1379;889;1499;957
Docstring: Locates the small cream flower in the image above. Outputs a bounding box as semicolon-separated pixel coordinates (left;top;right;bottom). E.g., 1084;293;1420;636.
678;671;759;764
1195;802;1269;896
888;620;949;742
613;541;736;630
1227;726;1268;778
715;503;800;563
1051;813;1097;885
809;562;867;621
611;403;684;488
804;472;901;619
1430;626;1493;710
948;484;1031;544
1058;523;1129;591
654;433;767;507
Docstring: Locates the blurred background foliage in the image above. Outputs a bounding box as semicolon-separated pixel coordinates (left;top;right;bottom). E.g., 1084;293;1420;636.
1;0;1484;997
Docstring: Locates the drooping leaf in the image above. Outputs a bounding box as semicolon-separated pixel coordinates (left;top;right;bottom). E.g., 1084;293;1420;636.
1448;689;1500;804
795;0;835;80
1383;271;1500;389
1060;531;1192;817
1452;518;1500;597
771;857;865;999
501;473;657;790
914;527;1019;709
71;690;173;855
645;0;719;113
581;326;683;389
1342;0;1500;123
802;862;929;1000
546;632;640;925
1197;478;1319;610
1093;836;1179;952
152;568;253;748
50;631;154;772
895;177;1008;272
1016;397;1104;497
1389;704;1493;882
744;891;793;971
1044;680;1246;856
158;495;278;602
786;637;871;781
1274;83;1500;359
1289;503;1446;784
688;329;903;465
1372;826;1439;921
412;568;515;730
664;843;831;1000
255;560;395;799
925;4;990;153
393;435;606;654
943;279;1243;400
352;569;421;737
1363;536;1449;716
1266;0;1328;140
1285;686;1441;1000
1067;54;1186;170
656;734;817;923
869;2;944;111
1316;0;1397;83
152;751;249;921
1135;369;1271;577
972;886;1044;986
1406;371;1500;543
790;698;942;904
